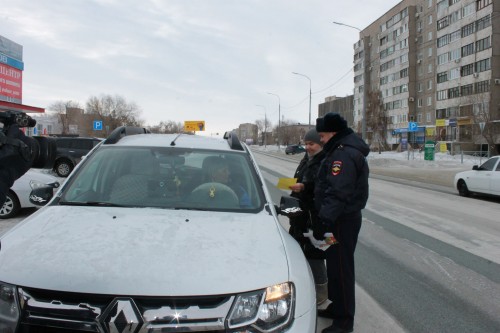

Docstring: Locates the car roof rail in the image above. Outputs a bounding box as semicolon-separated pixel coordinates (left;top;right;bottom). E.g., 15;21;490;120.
223;131;244;151
104;126;151;144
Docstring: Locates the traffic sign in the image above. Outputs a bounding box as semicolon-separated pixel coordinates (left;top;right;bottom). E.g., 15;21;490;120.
408;122;418;132
93;120;103;131
184;121;205;131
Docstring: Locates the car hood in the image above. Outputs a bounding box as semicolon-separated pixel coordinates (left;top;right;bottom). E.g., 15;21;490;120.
0;206;289;296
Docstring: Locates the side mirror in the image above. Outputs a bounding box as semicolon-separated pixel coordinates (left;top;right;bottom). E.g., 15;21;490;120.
29;186;55;206
276;195;303;217
472;165;479;170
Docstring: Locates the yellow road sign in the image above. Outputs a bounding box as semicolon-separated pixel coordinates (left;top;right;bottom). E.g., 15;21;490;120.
184;121;205;131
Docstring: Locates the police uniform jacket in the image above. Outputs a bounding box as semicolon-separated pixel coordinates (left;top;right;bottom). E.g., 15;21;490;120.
314;128;369;228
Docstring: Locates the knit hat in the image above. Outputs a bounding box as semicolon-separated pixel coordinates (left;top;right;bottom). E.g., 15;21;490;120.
303;128;321;144
316;112;348;132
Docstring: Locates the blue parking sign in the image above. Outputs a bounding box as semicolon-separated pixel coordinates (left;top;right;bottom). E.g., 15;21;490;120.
408;122;418;132
93;120;103;131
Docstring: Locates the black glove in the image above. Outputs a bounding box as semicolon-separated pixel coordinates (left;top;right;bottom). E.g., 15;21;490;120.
312;222;328;241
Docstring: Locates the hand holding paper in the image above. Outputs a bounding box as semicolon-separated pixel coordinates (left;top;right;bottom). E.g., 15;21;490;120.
276;177;297;190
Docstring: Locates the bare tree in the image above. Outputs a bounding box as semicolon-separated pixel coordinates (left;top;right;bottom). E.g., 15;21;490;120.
47;100;81;135
85;94;143;136
467;93;499;155
255;118;272;146
366;90;389;151
149;120;183;133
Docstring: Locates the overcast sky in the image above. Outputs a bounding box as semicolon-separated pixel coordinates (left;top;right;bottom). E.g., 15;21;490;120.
1;0;402;135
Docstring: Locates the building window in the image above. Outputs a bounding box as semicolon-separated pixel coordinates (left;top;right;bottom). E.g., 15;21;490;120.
448;87;460;98
428;80;433;90
462;2;475;17
461;84;473;96
428;31;433;41
449;68;461;80
462;22;475;37
428;63;433;73
437;90;448;100
418;98;423;107
437;53;449;64
477;0;492;11
437;16;449;30
437;72;448;83
427;96;432;106
437;34;450;47
476;15;491;31
426;112;431;122
475;58;491;72
449;29;461;42
475;80;490;93
461;63;474;76
475;36;491;52
418;83;423;92
400;68;408;78
428;15;433;25
461;43;474;57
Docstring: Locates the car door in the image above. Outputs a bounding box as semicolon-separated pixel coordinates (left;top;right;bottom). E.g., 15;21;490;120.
489;157;500;196
468;157;497;194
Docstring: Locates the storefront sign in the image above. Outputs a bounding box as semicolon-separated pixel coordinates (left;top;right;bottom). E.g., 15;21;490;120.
0;63;22;101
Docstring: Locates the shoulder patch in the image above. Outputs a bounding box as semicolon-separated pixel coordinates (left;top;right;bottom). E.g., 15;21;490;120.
331;161;343;176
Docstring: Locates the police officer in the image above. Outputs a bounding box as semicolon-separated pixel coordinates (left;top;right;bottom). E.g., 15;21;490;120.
313;113;369;333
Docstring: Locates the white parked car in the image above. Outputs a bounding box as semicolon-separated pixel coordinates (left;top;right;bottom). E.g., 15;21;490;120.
0;169;60;219
454;156;500;197
0;127;317;333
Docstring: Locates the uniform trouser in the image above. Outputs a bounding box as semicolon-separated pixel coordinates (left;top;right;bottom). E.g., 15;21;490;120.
325;212;362;330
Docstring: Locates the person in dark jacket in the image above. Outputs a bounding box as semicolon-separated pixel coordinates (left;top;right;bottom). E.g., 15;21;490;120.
313;113;369;333
288;128;328;305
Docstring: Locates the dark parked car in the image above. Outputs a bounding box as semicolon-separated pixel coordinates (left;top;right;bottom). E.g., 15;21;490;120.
285;144;305;155
53;137;102;177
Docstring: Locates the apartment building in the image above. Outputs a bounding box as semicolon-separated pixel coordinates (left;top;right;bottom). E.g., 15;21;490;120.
353;0;499;152
318;95;354;125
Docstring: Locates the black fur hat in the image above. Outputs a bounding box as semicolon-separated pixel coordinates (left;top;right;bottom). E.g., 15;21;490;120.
316;113;348;132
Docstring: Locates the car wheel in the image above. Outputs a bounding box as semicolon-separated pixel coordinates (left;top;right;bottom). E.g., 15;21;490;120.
457;180;470;197
55;160;73;177
0;191;21;219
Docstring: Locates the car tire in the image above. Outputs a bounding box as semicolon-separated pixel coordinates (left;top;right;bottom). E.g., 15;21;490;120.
0;191;21;219
55;159;74;177
457;180;470;197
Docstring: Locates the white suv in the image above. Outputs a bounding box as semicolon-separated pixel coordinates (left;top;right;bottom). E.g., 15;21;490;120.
0;127;316;333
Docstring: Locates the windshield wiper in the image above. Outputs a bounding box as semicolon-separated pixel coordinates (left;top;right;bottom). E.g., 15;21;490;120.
59;201;126;207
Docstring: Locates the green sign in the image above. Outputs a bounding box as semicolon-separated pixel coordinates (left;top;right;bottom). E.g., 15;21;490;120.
424;140;435;161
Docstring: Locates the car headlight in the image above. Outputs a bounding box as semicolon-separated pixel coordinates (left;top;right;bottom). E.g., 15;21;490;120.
0;282;20;333
227;282;294;332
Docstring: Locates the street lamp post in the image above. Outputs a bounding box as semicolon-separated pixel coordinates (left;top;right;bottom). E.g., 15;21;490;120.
267;92;281;149
255;104;268;148
292;72;312;127
333;21;367;141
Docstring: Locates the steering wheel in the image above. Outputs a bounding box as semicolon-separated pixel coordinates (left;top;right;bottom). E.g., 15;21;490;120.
189;182;239;208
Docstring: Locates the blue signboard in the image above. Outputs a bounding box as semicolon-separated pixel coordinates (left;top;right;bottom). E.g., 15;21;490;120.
449;119;457;127
408;122;418;132
0;52;24;70
93;120;103;131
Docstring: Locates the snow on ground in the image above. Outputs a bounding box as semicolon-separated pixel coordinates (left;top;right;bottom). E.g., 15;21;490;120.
251;144;490;169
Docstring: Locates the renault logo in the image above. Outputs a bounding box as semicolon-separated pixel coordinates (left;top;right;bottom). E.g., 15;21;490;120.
101;298;143;333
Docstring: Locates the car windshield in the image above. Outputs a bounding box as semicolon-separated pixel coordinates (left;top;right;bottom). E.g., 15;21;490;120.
59;146;264;212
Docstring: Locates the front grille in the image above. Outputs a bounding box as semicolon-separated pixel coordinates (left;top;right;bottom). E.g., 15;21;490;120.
17;287;235;332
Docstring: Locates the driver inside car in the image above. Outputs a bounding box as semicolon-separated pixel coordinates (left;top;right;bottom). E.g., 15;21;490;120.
204;156;251;208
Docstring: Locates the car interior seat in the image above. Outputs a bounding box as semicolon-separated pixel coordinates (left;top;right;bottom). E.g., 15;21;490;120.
109;150;160;205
